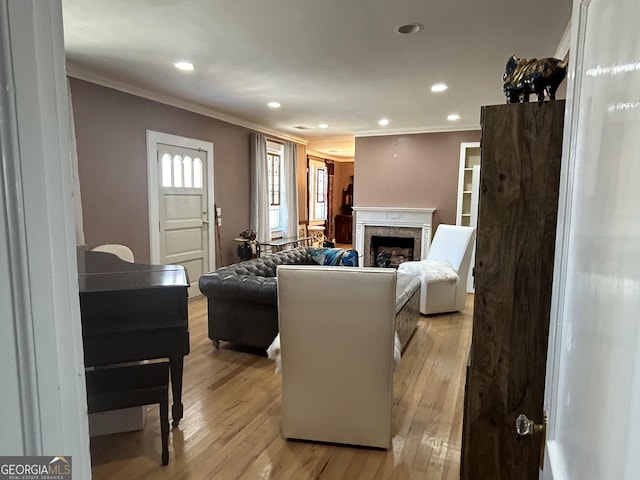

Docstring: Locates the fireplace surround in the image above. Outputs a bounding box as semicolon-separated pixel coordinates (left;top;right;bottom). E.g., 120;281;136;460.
353;207;436;267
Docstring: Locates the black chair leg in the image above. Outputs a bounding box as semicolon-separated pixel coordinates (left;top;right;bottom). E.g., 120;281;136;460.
160;398;169;465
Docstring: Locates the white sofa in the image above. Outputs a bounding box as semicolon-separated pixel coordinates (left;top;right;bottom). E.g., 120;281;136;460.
276;265;397;449
399;224;476;315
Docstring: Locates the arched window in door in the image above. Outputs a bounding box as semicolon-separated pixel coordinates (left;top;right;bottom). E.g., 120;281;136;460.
160;153;204;189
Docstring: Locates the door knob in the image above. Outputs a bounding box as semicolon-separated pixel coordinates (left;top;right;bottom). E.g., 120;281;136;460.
515;413;544;436
515;412;547;470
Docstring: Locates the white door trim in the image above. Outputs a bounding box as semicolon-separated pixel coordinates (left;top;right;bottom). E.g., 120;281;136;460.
1;1;91;474
542;1;590;479
147;130;215;270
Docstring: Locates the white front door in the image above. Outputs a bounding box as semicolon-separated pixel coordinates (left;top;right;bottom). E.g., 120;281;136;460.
158;144;208;298
543;0;640;478
147;131;215;298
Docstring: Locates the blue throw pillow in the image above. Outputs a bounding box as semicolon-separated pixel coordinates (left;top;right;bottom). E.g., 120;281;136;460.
310;248;359;267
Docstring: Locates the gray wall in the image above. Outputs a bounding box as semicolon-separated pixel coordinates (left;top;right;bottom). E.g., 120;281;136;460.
354;130;482;229
70;77;306;266
71;76;484;263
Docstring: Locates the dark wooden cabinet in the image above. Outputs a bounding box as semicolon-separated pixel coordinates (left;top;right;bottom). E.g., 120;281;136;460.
461;101;565;480
334;214;353;244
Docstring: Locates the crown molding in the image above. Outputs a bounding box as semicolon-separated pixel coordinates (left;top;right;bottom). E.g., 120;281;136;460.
66;62;308;145
354;123;481;137
306;134;356;143
306;149;354;163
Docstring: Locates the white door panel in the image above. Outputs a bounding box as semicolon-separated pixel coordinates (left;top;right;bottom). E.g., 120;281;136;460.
544;0;640;478
158;144;208;298
147;132;215;299
164;192;203;219
165;229;204;256
165;218;202;231
180;258;205;283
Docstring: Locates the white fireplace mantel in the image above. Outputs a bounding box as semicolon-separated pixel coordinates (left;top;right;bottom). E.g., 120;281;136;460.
353;207;436;266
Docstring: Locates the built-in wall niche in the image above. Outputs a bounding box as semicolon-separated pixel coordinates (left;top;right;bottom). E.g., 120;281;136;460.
457;142;481;227
456;142;481;293
370;235;414;268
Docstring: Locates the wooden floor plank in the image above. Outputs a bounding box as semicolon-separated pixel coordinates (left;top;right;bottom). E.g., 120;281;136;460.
90;293;473;479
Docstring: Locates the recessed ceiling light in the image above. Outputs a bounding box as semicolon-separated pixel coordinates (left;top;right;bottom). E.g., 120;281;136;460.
174;61;194;71
267;101;281;109
431;83;448;92
318;124;329;129
395;23;423;35
447;114;461;121
378;118;390;126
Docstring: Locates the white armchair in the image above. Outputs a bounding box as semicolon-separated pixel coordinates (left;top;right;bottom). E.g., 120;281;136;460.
90;243;135;262
276;265;396;449
398;224;475;315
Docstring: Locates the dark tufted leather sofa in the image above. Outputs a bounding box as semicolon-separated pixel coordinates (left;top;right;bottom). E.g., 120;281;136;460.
198;247;319;350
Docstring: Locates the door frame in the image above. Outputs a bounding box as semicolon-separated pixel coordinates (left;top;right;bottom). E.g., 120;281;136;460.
146;130;215;270
1;1;91;474
542;3;589;478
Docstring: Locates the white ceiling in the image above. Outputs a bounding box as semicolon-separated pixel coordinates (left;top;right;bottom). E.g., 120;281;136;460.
62;0;572;160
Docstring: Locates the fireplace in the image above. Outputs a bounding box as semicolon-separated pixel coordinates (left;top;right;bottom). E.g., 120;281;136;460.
371;235;414;268
353;207;436;267
364;226;423;267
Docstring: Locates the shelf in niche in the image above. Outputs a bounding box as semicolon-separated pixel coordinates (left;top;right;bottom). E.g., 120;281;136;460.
457;141;481;294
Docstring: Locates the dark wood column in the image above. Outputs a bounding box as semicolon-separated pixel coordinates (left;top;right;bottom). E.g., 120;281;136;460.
461;101;565;480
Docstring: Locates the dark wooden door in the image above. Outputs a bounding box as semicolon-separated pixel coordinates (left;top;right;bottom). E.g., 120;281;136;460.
461;101;565;479
334;214;353;243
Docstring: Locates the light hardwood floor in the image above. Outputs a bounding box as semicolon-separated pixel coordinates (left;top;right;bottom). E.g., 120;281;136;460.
90;294;473;479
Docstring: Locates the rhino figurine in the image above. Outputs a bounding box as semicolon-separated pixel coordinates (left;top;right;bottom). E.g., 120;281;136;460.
503;55;567;104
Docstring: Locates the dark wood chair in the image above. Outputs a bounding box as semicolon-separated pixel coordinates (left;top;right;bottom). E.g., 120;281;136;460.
86;361;170;465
